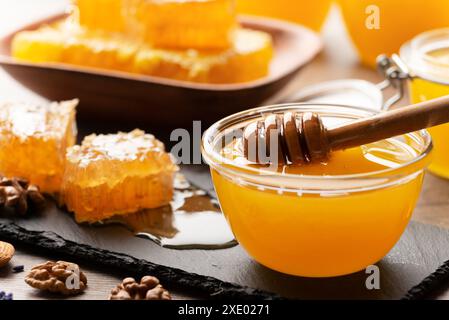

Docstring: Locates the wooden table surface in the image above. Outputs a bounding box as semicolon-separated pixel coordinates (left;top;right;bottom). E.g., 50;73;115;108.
1;0;449;300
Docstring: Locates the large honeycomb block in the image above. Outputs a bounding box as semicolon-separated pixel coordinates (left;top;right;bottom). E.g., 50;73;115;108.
0;100;78;194
12;26;273;84
135;0;237;49
62;129;178;223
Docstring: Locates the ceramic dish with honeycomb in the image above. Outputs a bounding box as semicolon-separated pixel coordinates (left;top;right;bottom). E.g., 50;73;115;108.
13;0;271;85
12;25;273;84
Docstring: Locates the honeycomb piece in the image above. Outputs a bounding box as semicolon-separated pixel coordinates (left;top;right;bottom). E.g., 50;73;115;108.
12;26;139;72
0;100;78;194
133;29;273;83
136;0;237;49
74;0;135;34
12;25;273;84
11;27;67;63
209;28;274;83
62;130;178;223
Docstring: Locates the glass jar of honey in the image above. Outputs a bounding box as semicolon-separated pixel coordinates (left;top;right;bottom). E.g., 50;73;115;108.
397;29;449;178
339;0;449;67
236;0;332;31
202;103;432;277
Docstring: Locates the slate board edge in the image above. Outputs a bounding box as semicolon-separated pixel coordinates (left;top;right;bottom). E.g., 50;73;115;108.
0;222;282;300
402;258;449;300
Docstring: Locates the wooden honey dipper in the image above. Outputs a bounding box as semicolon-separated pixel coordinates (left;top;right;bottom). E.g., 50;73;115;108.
243;95;449;164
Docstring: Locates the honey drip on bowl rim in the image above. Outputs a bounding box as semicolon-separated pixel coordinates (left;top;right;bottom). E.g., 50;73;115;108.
97;175;237;250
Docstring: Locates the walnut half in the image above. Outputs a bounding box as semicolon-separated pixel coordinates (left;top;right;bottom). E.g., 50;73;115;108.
109;276;171;300
25;261;87;295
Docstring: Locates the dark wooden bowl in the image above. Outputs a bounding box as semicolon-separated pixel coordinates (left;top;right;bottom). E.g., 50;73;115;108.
0;13;322;129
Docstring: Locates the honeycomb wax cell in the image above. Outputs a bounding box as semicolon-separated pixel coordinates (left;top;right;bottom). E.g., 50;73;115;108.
12;25;273;84
62;129;178;223
0;100;78;194
202;104;432;277
136;0;237;49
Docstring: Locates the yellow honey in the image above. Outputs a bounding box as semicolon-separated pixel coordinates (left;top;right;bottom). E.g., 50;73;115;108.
12;25;273;84
401;29;449;178
0;100;77;194
62;130;178;223
135;0;237;49
409;79;449;178
202;104;432;277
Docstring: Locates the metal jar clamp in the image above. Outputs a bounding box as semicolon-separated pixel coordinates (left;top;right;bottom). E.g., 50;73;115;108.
376;54;414;110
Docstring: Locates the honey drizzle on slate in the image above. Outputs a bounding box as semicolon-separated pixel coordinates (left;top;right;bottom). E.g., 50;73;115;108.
98;175;237;250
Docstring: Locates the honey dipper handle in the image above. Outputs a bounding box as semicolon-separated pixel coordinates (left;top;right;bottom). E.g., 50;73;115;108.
327;95;449;150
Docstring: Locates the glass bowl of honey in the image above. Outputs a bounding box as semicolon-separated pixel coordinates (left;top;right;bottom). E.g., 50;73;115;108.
202;103;432;277
400;28;449;179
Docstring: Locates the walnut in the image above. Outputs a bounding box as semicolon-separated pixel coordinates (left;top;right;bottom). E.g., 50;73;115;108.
109;276;171;300
25;261;87;295
0;241;14;268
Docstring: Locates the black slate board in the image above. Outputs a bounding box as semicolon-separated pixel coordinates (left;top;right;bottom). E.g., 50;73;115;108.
1;165;449;300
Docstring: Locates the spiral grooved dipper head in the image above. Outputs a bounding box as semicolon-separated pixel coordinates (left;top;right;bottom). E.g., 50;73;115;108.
243;112;330;165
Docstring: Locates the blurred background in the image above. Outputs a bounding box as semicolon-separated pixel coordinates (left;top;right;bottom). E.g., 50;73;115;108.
1;0;449;136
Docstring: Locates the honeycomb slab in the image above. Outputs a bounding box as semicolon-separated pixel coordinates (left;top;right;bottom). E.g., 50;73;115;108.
74;0;237;49
12;26;273;84
135;0;237;49
62;129;178;223
0;100;78;193
134;29;273;83
12;26;139;72
74;0;132;34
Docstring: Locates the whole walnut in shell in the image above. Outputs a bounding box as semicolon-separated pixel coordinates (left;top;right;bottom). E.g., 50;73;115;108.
109;276;171;300
25;261;87;295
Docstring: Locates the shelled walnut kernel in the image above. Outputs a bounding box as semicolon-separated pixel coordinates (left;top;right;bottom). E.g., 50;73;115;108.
109;276;171;300
25;261;87;295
